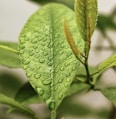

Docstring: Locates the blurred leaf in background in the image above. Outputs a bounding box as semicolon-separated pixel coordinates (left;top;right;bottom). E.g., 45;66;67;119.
0;72;23;98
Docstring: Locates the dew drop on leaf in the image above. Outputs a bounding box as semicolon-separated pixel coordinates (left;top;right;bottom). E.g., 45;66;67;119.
34;74;41;79
26;72;32;77
42;78;51;85
43;51;48;56
47;99;55;110
39;58;45;63
37;88;44;96
60;67;64;71
58;78;63;83
58;93;64;100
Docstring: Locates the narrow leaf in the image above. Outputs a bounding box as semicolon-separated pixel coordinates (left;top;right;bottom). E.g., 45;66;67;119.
75;0;98;41
101;87;116;106
92;54;116;76
0;41;21;68
19;3;84;110
0;93;37;118
98;55;116;71
63;19;81;57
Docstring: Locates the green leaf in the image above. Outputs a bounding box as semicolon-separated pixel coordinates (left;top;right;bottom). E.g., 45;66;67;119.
97;14;116;31
0;41;21;68
0;72;23;97
75;0;98;41
0;93;37;118
92;54;116;76
66;82;90;96
101;87;116;106
15;82;43;105
19;3;84;110
98;55;116;71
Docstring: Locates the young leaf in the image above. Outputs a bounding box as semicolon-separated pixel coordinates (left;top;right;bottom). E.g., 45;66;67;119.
19;3;84;110
0;93;37;118
75;0;98;41
0;41;21;68
92;54;116;76
101;87;116;106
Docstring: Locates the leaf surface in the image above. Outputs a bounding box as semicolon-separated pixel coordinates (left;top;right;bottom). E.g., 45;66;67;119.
98;55;116;72
75;0;98;41
19;3;83;110
92;55;116;76
0;41;20;68
0;93;36;118
101;87;116;106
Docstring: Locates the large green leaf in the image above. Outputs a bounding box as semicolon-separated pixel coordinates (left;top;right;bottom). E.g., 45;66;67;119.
101;87;116;106
75;0;98;41
0;41;21;68
19;3;83;110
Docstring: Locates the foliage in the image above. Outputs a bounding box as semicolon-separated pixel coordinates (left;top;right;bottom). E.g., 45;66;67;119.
0;0;116;119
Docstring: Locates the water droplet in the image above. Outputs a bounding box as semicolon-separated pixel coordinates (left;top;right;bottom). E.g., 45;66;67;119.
48;42;53;48
64;83;68;87
60;44;64;48
66;78;71;82
43;51;48;56
58;93;64;100
24;65;28;70
66;73;70;77
58;78;63;83
36;66;40;69
60;67;64;71
66;52;72;57
47;62;52;66
37;88;44;96
60;51;64;54
34;74;41;79
26;72;32;77
47;99;55;110
31;38;37;43
42;78;51;85
48;56;52;61
20;45;25;49
64;62;70;66
72;66;76;71
54;86;58;91
39;58;45;63
35;50;39;53
35;55;39;58
23;60;30;65
29;51;34;56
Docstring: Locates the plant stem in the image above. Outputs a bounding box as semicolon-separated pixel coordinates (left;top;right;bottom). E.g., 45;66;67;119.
51;110;56;119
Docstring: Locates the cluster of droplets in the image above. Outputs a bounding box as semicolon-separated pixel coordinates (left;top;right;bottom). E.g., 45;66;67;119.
18;3;84;110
